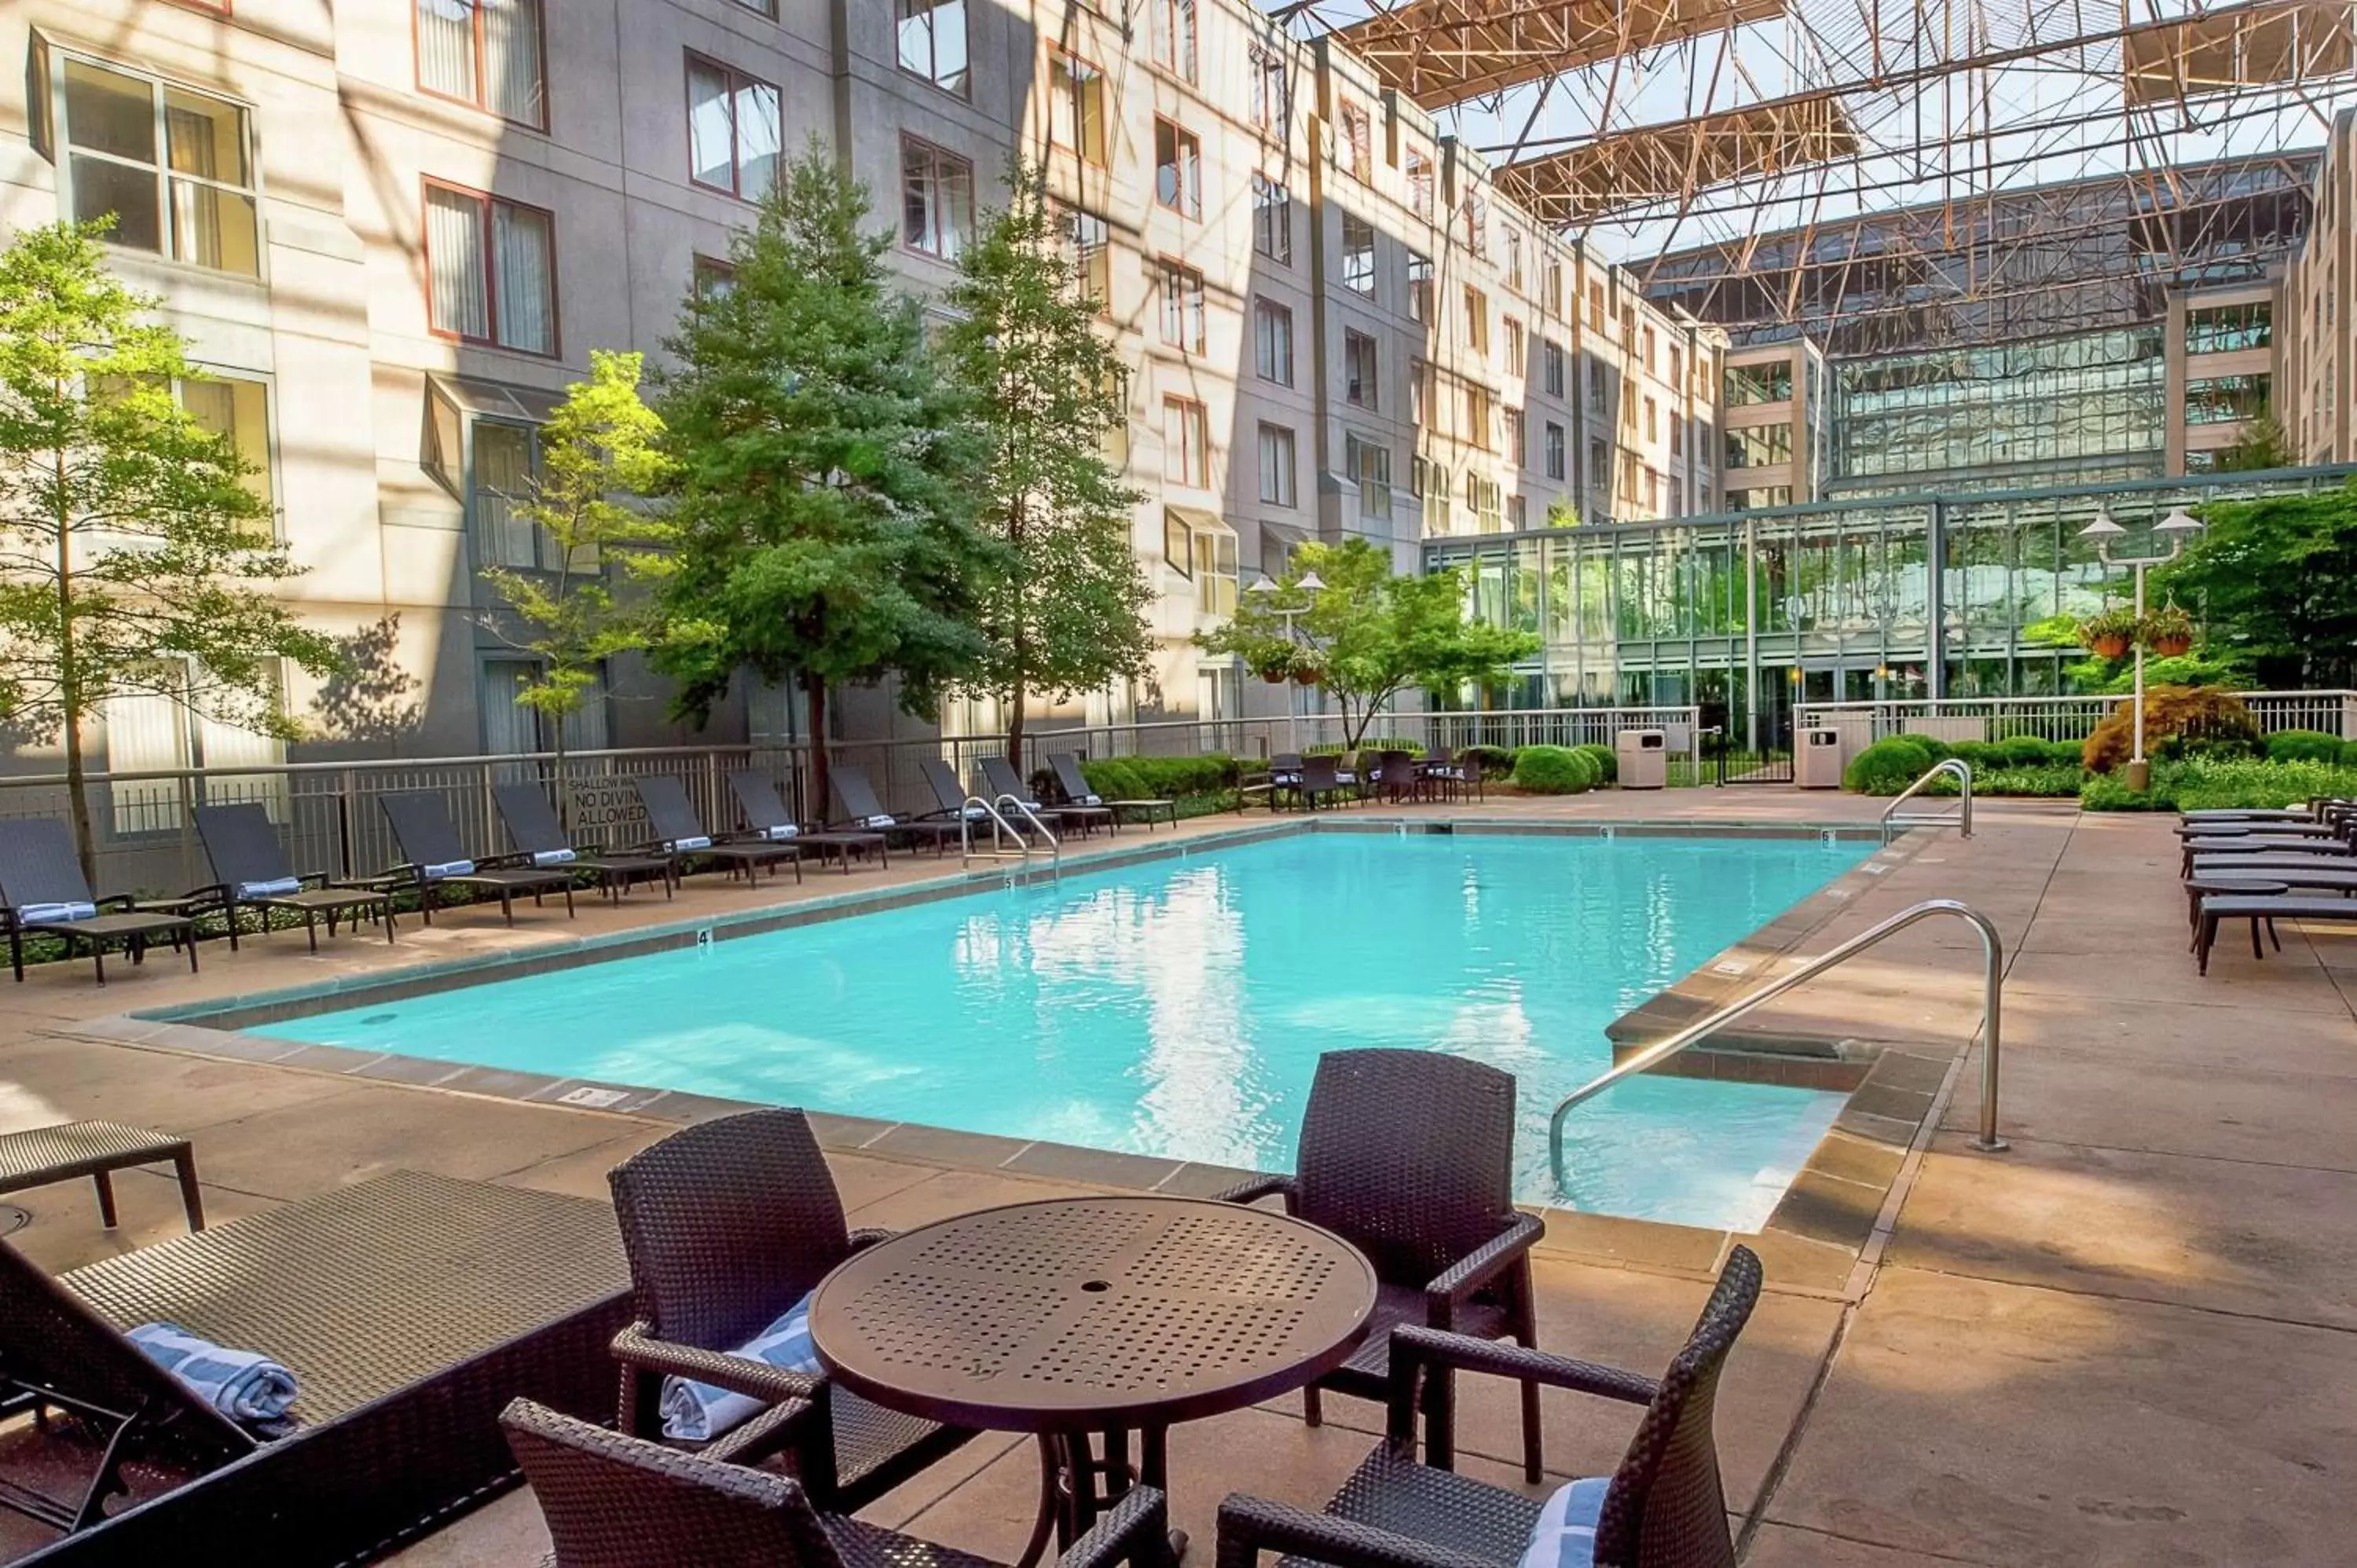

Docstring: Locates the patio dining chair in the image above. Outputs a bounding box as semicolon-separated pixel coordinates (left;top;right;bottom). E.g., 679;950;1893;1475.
0;818;198;984
1222;1049;1546;1481
192;803;395;951
504;1398;1175;1568
1218;1247;1762;1568
376;791;577;925
605;1109;975;1511
1293;755;1349;811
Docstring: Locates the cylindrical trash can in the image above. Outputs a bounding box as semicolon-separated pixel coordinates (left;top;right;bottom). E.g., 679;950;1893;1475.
1615;729;1666;789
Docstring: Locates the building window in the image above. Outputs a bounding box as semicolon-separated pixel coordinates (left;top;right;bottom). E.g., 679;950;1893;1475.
1724;423;1793;467
1250;46;1288;132
1258;423;1296;507
1340;214;1376;295
1406;148;1433;219
1253;299;1293;386
2183;448;2220;473
424;181;556;354
53;57;262;276
1340;101;1373;182
1544;422;1566;480
1585;356;1607;408
470;418;547;568
1345;434;1391;518
1508;495;1527;529
1343;330;1379;409
1163;397;1208;487
1724;360;1794;404
1543;343;1566;397
1504;316;1524;366
1586;280;1605;333
1728;485;1793;511
1160;261;1206;354
1407;251;1432;324
1148;0;1198;80
1164;516;1236;615
1409;359;1429;428
1463;287;1488;354
1669;476;1684;515
1504;229;1523;289
687;56;781;201
1420;462;1449;530
1545;262;1563;317
1461;196;1485;257
1049;53;1106;165
173;372;273;510
1670;345;1684;388
416;0;546;127
1062;207;1110;310
1641;325;1655;372
2184;374;2271;425
1154;118;1202;218
691;255;735;303
1670;414;1684;456
1462;383;1495;450
896;0;970;96
901;138;973;258
1643;397;1656;441
1621;306;1637;343
1252;174;1292;266
2185;300;2272;355
1505;406;1525;467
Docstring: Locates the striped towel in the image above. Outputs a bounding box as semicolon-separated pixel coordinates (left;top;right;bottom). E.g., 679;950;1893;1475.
668;836;713;852
127;1321;298;1434
236;877;302;899
1516;1477;1608;1568
16;902;98;923
659;1291;821;1442
860;814;897;829
422;859;475;879
531;848;577;867
761;825;799;841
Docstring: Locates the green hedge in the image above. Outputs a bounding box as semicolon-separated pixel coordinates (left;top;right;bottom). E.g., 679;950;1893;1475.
1949;736;2080;771
2264;729;2345;764
1842;737;1934;794
1072;753;1241;802
1510;744;1597;793
2080;757;2357;811
1460;745;1517;776
1305;739;1425;759
1891;732;1954;761
1571;742;1617;785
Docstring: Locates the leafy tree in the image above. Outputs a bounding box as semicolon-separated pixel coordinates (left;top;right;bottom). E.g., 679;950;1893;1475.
941;168;1151;760
476;350;676;805
654;143;993;811
2155;482;2357;689
1198;538;1538;749
2214;413;2293;473
0;220;340;877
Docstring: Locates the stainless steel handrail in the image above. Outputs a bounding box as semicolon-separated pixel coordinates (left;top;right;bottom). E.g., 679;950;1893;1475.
995;793;1062;876
1882;758;1973;844
1545;897;2007;1194
959;795;1028;866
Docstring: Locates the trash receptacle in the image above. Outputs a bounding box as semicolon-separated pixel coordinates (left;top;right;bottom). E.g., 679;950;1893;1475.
1616;729;1666;789
1796;727;1846;789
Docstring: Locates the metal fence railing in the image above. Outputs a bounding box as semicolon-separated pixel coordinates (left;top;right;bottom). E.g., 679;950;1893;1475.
0;707;1707;896
1794;691;2357;748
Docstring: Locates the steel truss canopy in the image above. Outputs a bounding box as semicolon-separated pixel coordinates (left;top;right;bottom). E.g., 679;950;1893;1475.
1495;91;1860;222
1328;0;1788;107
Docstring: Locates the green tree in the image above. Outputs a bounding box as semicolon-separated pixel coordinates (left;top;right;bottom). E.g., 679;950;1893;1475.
654;143;993;811
2156;482;2357;689
1197;538;1538;749
941;168;1151;760
2214;413;2293;473
0;220;340;878
476;350;676;806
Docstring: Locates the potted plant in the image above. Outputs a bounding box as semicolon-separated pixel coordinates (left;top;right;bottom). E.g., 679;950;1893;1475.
2078;606;2139;660
2140;602;2195;658
1252;654;1293;684
1292;664;1323;687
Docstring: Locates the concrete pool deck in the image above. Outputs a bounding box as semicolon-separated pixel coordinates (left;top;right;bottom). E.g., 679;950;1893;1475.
0;787;2349;1565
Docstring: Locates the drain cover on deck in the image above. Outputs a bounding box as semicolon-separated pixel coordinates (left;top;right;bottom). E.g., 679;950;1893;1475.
0;1204;30;1237
556;1085;632;1109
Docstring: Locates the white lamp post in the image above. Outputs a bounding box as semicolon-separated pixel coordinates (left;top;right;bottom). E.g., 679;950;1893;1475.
2077;506;2203;792
1247;570;1324;754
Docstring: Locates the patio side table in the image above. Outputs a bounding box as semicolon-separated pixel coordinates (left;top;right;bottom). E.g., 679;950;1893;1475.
809;1195;1376;1568
0;1119;203;1233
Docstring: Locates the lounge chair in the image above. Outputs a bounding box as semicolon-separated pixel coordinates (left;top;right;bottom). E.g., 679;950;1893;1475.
0;819;196;984
915;757;984;822
728;771;885;875
503;1398;1174;1568
1222;1049;1545;1481
376;792;576;925
492;782;676;900
0;1171;630;1561
2179;833;2352;877
829;765;961;856
1218;1247;1762;1568
1050;753;1176;831
2196;893;2357;974
628;775;801;885
606;1110;973;1510
191;803;394;952
978;753;1106;837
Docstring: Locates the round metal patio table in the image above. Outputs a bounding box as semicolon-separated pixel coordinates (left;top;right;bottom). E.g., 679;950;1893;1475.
808;1195;1377;1568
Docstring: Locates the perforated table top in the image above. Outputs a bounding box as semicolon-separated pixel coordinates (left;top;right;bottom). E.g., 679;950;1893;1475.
809;1196;1376;1433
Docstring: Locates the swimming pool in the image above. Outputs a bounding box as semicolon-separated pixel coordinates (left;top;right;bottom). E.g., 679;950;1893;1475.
255;831;1869;1230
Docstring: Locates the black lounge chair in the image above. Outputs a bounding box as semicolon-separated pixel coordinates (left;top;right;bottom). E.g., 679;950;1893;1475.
376;791;576;925
504;1397;1174;1568
1050;753;1175;831
728;771;885;875
191;804;394;952
628;775;801;885
606;1110;974;1511
493;783;676;900
1222;1049;1546;1481
0;819;196;984
978;753;1105;837
2179;833;2353;877
0;1171;629;1560
915;757;983;821
1218;1247;1763;1568
2196;893;2357;974
829;766;960;856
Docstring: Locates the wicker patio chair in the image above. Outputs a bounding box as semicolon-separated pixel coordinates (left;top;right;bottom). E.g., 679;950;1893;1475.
628;775;801;885
728;770;886;874
1222;1050;1547;1481
605;1109;976;1511
1216;1246;1762;1568
978;754;1106;837
1293;755;1348;811
493;783;678;900
828;766;962;856
191;803;395;951
1373;750;1422;806
504;1397;1177;1568
0;819;198;985
376;791;577;925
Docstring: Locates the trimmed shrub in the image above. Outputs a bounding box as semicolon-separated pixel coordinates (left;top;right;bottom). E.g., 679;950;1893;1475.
2002;735;2062;768
1461;745;1517;776
1892;732;1954;761
1074;753;1239;802
1571;742;1617;785
1970;764;2084;797
1510;744;1597;793
2080;756;2357;811
1307;738;1424;759
1842;737;1934;795
2265;729;2344;764
1947;740;1998;771
2082;686;2258;772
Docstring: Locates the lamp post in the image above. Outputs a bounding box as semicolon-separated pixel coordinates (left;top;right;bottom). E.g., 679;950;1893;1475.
2077;506;2203;793
1246;570;1324;755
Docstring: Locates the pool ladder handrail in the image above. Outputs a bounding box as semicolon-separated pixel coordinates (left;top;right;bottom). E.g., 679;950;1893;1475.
1882;758;1973;845
959;793;1061;874
1545;897;2007;1196
995;793;1061;877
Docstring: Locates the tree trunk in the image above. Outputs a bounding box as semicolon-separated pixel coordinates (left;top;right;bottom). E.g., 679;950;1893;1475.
803;674;830;826
551;710;570;831
62;708;96;888
1004;670;1027;771
54;455;95;884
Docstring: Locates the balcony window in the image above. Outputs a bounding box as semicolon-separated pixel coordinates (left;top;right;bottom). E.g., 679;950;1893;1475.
55;57;261;275
416;0;545;127
687;56;781;202
425;181;556;355
1724;361;1794;405
1724;423;1793;467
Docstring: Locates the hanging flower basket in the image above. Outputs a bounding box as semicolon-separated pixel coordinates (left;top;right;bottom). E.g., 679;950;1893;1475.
2091;633;2132;659
1253;660;1292;684
2078;607;2139;661
2139;603;2196;659
1292;666;1323;687
2148;634;2192;658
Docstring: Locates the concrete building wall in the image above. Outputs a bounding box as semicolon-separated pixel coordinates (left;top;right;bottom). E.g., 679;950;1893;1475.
2281;109;2355;467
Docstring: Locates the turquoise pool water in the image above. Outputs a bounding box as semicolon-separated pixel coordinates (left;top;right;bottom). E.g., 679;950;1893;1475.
255;832;1868;1229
